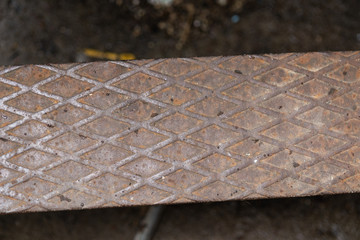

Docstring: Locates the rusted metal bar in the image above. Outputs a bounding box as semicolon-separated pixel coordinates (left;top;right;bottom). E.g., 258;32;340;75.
0;51;359;213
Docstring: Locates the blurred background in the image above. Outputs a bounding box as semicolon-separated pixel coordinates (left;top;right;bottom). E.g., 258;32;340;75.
1;0;359;65
0;0;360;239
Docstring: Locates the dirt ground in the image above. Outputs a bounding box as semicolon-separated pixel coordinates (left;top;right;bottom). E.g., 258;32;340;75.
0;0;360;239
1;0;359;65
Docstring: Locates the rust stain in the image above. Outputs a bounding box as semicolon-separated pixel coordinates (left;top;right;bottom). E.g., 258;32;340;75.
0;51;359;213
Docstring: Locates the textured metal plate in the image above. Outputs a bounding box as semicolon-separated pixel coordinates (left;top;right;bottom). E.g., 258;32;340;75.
0;51;360;213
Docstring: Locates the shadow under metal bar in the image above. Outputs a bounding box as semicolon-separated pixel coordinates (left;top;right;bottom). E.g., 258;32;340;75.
134;206;165;240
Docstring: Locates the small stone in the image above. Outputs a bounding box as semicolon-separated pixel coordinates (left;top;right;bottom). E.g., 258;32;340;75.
231;15;240;23
217;0;227;6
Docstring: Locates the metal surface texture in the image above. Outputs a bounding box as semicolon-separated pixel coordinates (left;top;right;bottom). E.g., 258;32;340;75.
0;51;360;213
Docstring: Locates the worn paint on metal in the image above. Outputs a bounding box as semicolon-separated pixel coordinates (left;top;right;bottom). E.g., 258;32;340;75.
0;51;359;213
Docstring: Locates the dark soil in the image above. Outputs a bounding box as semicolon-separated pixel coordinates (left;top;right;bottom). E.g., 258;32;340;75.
1;0;359;65
0;0;360;239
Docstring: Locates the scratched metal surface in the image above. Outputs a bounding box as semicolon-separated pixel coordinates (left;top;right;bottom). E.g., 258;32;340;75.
0;51;359;213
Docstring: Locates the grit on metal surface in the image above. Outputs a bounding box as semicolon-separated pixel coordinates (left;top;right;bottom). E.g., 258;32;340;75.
0;51;360;213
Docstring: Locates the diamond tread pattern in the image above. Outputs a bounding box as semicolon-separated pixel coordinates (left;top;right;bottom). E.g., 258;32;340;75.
0;51;360;213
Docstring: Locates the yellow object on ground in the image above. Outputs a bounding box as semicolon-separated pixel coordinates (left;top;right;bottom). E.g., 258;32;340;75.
84;48;136;60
